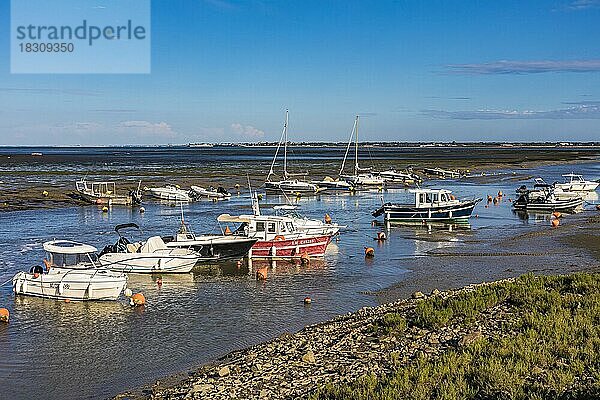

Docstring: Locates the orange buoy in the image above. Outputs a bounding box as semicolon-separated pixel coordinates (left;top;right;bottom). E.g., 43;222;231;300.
256;267;268;280
551;219;560;228
274;235;286;241
304;296;312;305
449;194;456;200
156;277;163;287
0;308;9;323
300;251;310;265
552;211;562;219
493;197;499;205
487;195;493;202
324;214;332;224
224;226;232;235
497;191;503;197
377;231;387;241
364;247;375;257
130;293;146;306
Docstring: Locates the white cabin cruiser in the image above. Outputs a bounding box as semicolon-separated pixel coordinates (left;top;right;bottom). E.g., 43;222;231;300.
273;205;342;236
99;224;199;273
12;241;127;301
554;173;599;192
145;185;192;202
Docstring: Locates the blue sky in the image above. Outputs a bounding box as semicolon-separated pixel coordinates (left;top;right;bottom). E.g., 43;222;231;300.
0;0;599;145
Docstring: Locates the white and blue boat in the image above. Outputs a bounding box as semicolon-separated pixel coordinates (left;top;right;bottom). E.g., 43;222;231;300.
372;188;481;224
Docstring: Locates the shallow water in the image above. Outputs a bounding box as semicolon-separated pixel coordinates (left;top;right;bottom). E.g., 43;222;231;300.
0;150;599;400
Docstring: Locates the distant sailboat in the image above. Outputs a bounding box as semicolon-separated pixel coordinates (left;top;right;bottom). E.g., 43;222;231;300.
265;110;319;194
338;115;385;187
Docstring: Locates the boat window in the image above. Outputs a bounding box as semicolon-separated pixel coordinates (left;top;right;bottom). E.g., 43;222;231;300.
256;222;265;232
279;222;286;232
440;193;446;202
286;222;294;232
268;223;276;233
433;193;439;202
50;252;81;267
419;193;425;203
425;194;432;203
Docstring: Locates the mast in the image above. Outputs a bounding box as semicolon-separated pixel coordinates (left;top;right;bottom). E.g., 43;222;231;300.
283;109;289;180
266;110;288;183
339;117;357;177
354;115;359;176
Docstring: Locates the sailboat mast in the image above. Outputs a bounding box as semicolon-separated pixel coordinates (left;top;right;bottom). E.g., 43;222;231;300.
283;109;289;180
339;117;357;177
266;111;287;183
354;115;359;176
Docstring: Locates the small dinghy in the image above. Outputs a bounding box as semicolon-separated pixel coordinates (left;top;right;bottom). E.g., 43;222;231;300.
75;179;142;205
372;188;481;224
12;241;127;301
99;223;200;273
190;185;231;199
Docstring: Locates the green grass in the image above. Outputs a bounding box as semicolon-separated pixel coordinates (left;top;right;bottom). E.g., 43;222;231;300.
311;273;600;400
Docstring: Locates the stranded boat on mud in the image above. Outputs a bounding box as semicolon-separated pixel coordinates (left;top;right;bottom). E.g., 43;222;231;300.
190;185;231;199
554;173;599;193
372;188;481;224
12;240;127;301
145;185;193;202
512;188;583;213
75;179;142;205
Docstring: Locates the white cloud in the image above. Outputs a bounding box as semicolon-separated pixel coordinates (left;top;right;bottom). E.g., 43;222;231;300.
230;123;265;139
118;120;177;138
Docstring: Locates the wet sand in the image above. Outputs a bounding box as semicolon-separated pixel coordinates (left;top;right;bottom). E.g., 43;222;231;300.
2;146;599;212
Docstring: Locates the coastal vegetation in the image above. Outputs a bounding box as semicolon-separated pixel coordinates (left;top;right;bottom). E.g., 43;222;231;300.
311;273;600;400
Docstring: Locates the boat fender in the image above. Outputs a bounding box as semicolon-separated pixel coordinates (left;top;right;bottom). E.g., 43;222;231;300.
58;282;65;295
274;235;285;241
43;259;52;272
21;279;27;294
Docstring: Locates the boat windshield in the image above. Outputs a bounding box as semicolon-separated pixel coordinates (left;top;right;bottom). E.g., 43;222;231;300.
48;251;96;267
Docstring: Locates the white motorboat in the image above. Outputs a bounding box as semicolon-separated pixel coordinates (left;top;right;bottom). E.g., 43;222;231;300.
99;224;200;273
311;176;355;191
516;178;582;201
554;173;599;192
12;241;127;301
273;205;343;236
75;179;142;205
377;169;422;184
338;116;385;187
145;185;192;202
265;110;319;194
190;185;231;199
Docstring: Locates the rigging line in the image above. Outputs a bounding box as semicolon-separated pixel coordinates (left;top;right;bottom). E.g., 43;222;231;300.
339;117;357;177
267;111;287;182
0;277;12;287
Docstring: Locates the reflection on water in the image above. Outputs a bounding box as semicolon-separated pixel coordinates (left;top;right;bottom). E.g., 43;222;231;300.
0;159;598;399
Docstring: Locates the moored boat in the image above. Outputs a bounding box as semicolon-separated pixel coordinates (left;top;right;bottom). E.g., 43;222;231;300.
145;185;192;202
99;224;200;273
554;173;599;192
190;185;232;199
163;220;257;260
75;179;142;205
372;188;481;224
512;190;583;212
12;240;127;301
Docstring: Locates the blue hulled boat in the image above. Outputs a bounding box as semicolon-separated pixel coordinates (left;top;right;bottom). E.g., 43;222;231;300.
372;188;481;224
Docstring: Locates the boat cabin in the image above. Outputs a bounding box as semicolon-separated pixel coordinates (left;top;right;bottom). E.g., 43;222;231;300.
410;189;458;208
562;173;585;183
76;180;118;196
43;240;99;268
217;214;297;241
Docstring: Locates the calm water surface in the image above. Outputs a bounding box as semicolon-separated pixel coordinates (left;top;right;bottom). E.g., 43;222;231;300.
0;151;598;400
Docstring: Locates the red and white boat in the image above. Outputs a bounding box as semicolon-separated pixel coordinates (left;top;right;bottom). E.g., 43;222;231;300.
216;195;338;259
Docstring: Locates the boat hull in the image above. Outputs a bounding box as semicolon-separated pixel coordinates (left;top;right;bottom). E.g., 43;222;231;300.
12;269;126;301
265;181;319;193
512;197;583;212
99;252;199;273
374;200;479;224
77;192;134;205
249;235;332;258
146;188;191;202
555;182;599;192
165;236;257;260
